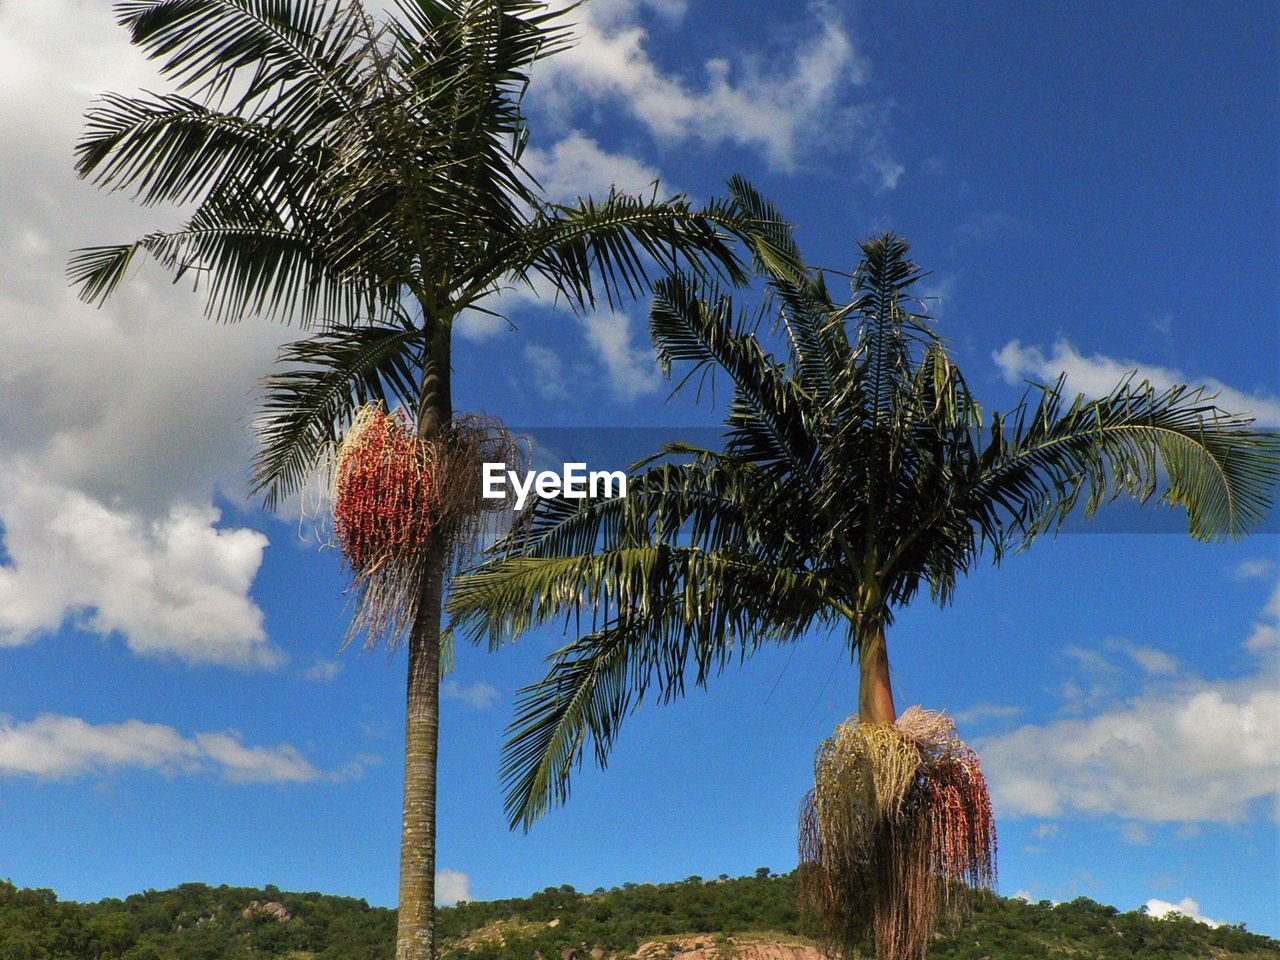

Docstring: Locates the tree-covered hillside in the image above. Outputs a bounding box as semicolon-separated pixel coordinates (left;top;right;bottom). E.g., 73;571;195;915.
1;871;1274;960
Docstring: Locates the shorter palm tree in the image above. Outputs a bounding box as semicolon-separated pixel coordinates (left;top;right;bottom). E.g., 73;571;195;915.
448;192;1280;960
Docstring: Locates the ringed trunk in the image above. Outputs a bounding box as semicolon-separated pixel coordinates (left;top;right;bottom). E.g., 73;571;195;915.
396;542;445;960
858;619;897;725
396;322;452;960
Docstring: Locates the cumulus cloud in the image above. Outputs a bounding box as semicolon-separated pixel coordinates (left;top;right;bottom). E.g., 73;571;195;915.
1144;896;1223;928
984;583;1280;824
533;1;896;181
435;869;471;906
442;679;500;711
992;340;1280;425
0;714;321;783
0;0;286;666
524;131;666;204
982;675;1279;822
0;476;275;667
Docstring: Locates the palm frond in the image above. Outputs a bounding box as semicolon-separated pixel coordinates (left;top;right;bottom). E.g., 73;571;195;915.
253;321;426;507
68;189;381;325
968;376;1280;545
452;543;838;828
76;92;322;208
490;190;750;314
115;0;366;118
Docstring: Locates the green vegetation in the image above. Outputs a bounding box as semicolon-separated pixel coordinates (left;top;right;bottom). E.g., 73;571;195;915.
3;872;1274;960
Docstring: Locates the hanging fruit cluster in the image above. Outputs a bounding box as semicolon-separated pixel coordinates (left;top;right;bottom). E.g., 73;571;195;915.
923;745;996;890
798;707;997;960
333;406;440;574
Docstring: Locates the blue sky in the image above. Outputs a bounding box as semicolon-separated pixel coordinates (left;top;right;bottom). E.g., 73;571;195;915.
0;0;1277;939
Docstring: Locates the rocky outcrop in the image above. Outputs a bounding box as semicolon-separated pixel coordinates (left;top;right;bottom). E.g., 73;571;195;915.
634;937;825;960
241;900;291;922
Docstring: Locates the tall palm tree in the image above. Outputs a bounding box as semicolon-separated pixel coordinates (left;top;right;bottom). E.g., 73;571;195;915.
69;3;780;957
447;190;1280;832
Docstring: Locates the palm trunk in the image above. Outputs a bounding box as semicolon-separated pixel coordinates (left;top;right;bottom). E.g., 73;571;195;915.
396;318;452;960
857;618;897;725
396;543;445;960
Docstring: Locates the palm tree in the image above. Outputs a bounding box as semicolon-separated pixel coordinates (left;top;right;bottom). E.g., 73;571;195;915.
447;193;1280;953
69;3;781;957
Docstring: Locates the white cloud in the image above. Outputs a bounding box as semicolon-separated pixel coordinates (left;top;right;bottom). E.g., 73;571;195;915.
534;2;895;180
442;679;500;710
524;131;666;204
982;677;1279;822
1144;896;1223;928
1244;579;1280;652
993;339;1280;425
0;475;276;667
581;310;663;400
0;714;320;783
193;732;319;784
985;585;1280;823
436;869;471;906
0;0;286;666
917;273;959;318
305;659;343;683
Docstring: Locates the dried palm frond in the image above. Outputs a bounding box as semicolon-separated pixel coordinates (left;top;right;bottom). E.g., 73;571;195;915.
894;705;956;749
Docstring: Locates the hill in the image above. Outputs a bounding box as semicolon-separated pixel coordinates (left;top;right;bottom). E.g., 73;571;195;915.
1;871;1275;960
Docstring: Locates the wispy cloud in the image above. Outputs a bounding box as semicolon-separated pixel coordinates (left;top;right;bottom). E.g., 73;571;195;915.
442;679;500;711
304;659;343;683
524;344;571;401
1243;578;1280;653
1107;638;1179;677
951;703;1023;725
581;310;663;401
0;714;325;784
1235;558;1275;580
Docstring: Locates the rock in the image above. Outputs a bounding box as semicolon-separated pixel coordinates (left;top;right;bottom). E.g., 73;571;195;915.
242;900;291;922
633;938;828;960
591;948;605;959
547;919;561;928
561;948;578;960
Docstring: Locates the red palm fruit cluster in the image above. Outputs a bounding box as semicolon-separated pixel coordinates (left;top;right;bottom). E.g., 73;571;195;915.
333;408;439;573
923;746;997;889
